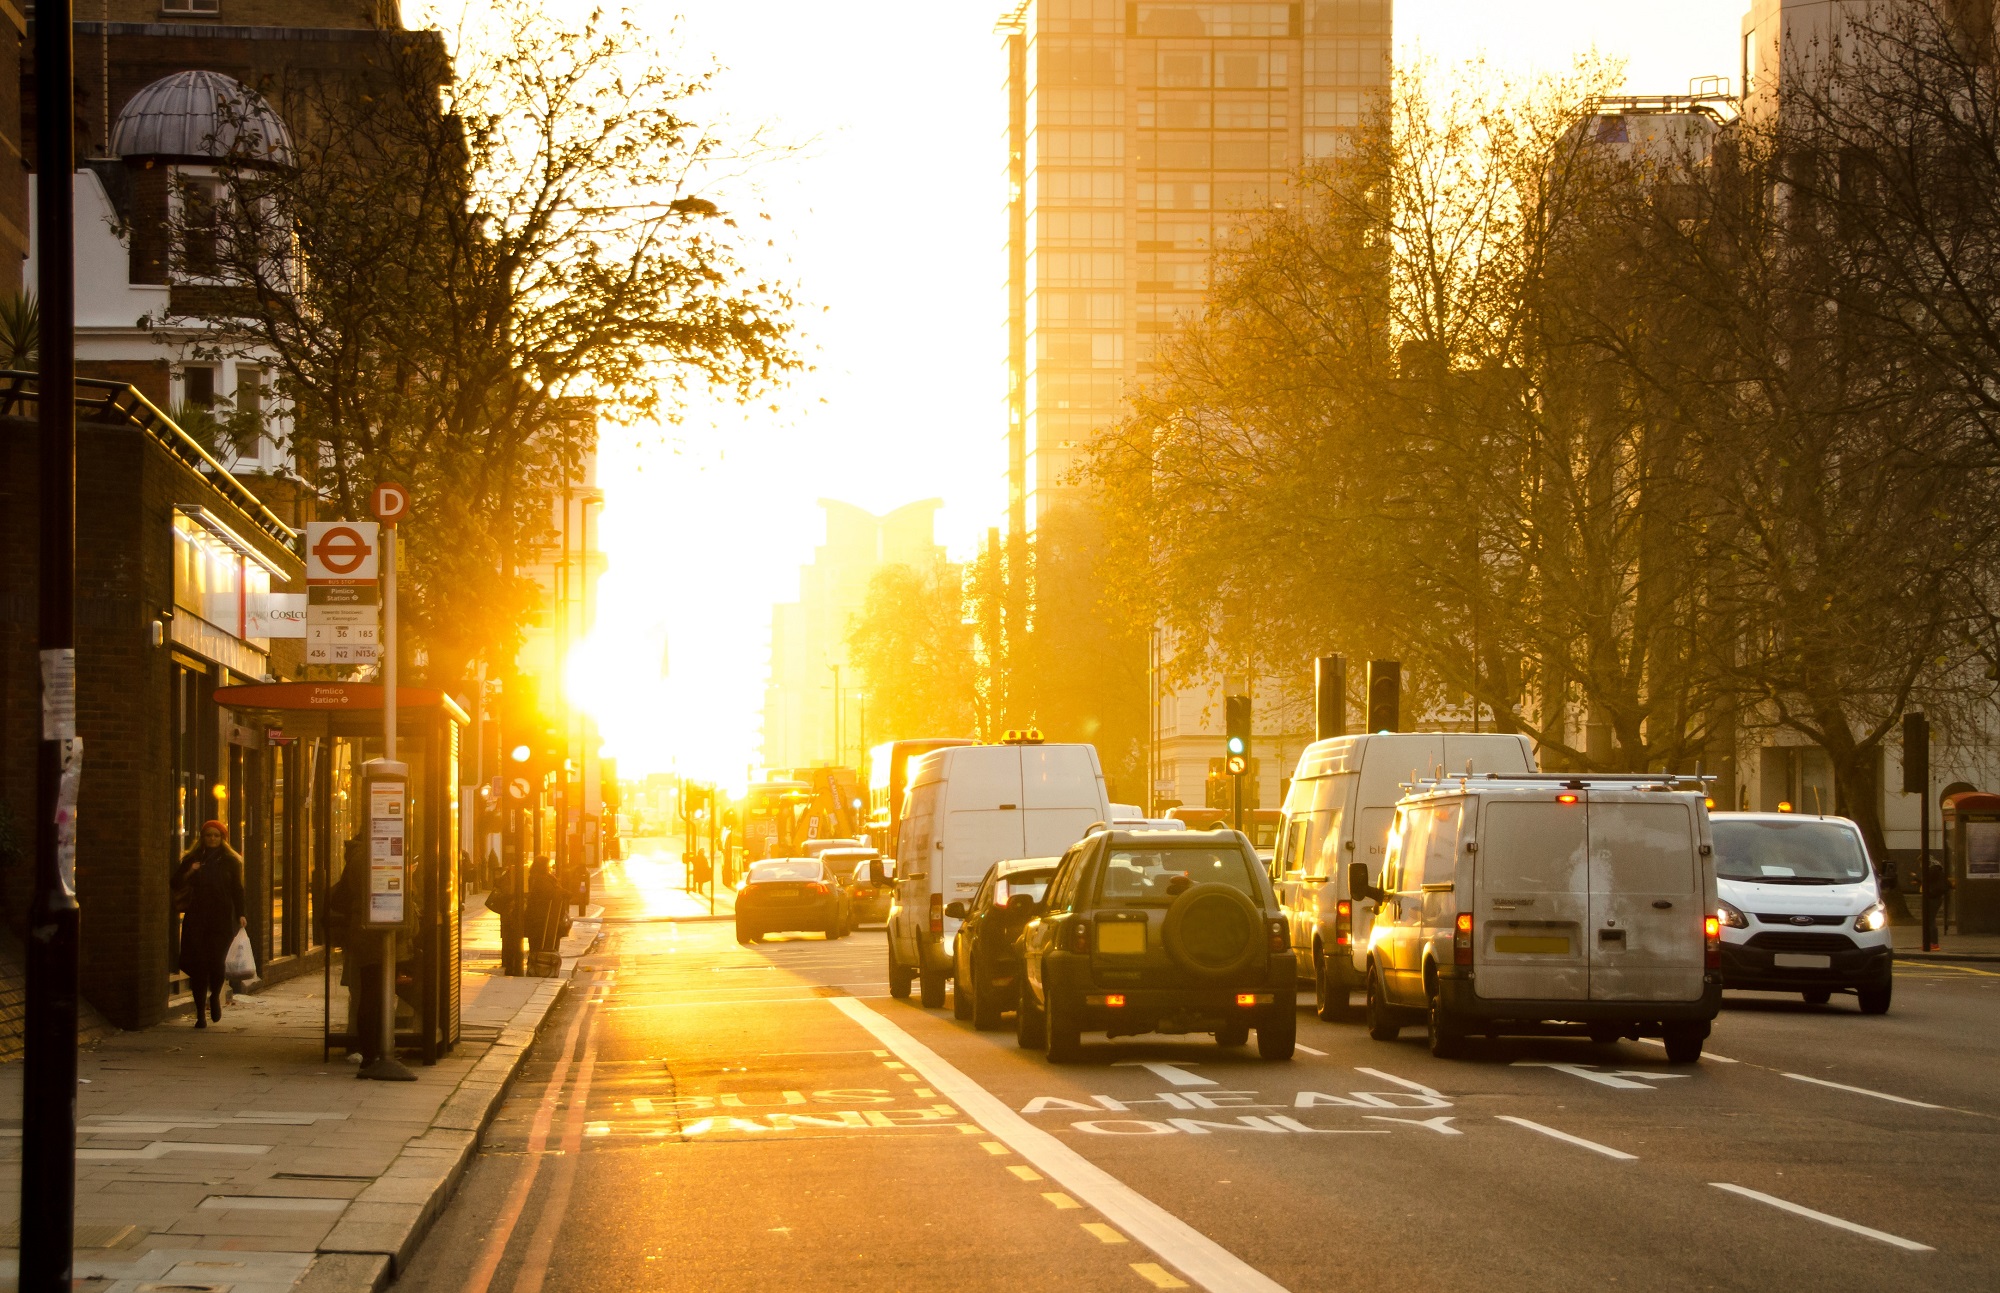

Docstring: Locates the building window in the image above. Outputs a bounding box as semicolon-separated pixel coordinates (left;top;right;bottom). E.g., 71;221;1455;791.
234;364;264;440
181;364;217;408
178;175;224;278
161;0;222;13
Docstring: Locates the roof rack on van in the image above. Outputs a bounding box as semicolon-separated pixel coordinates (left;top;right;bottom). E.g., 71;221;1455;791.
1405;772;1716;793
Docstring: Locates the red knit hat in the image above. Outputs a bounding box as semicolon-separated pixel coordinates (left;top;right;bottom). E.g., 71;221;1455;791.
201;820;228;839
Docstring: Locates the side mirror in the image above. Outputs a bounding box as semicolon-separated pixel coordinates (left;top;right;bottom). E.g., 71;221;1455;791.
945;900;967;920
1349;862;1383;904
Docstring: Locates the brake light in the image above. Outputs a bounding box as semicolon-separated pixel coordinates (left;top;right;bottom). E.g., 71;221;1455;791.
1556;793;1578;804
1705;915;1721;968
809;882;830;896
929;892;944;935
1065;918;1091;953
1454;912;1474;966
1267;918;1289;952
1105;994;1126;1007
1335;899;1352;947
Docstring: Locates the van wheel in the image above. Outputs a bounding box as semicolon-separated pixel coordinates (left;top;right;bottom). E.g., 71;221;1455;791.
1801;989;1831;1005
1426;985;1467;1059
888;942;913;1001
1258;1009;1296;1061
1315;950;1353;1022
1016;987;1046;1050
920;966;947;1009
1365;966;1400;1041
952;970;973;1020
1857;982;1892;1015
1045;994;1082;1063
1663;1022;1706;1063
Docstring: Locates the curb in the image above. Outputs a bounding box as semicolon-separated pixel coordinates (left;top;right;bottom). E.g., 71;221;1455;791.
296;926;601;1293
1895;950;2000;964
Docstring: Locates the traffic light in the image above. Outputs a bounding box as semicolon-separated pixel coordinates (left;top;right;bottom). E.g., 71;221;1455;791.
1224;694;1251;776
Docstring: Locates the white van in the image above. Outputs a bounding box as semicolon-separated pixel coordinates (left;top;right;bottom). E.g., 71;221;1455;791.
1710;812;1893;1013
1271;733;1537;1019
1358;775;1722;1061
888;741;1111;1008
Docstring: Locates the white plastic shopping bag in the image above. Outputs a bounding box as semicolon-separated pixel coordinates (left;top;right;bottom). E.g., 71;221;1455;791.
224;928;257;980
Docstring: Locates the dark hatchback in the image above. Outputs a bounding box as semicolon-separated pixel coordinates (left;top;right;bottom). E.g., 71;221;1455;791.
735;858;851;943
1016;828;1296;1062
950;857;1059;1029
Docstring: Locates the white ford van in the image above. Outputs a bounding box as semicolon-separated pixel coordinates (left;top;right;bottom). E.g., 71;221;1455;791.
1271;732;1537;1019
887;741;1111;1008
1358;774;1722;1061
1709;812;1893;1013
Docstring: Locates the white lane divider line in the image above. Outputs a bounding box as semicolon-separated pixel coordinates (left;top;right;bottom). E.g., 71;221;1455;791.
1113;1060;1218;1087
1782;1073;1943;1109
1495;1115;1638;1161
828;996;1290;1293
1710;1183;1933;1251
1292;1044;1327;1057
1354;1067;1443;1098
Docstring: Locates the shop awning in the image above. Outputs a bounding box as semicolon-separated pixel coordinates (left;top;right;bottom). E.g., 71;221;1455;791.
213;682;471;725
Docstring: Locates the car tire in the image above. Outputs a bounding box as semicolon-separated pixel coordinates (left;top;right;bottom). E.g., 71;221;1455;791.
734;921;750;945
1857;982;1892;1015
1663;1022;1706;1063
971;966;1005;1031
1215;1020;1250;1047
1257;1008;1296;1061
1426;984;1466;1059
920;965;947;1009
1016;984;1047;1050
1045;992;1082;1063
1365;965;1400;1041
1801;989;1831;1005
888;940;914;1001
1315;948;1354;1022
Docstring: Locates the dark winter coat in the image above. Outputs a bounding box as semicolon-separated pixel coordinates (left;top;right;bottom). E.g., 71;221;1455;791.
174;843;244;979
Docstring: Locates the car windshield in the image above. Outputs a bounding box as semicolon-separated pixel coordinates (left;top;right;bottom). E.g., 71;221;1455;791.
749;860;821;883
1096;847;1261;905
1712;820;1871;884
994;869;1056;905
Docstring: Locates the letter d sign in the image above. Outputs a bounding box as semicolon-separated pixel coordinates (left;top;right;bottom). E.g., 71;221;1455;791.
371;481;410;527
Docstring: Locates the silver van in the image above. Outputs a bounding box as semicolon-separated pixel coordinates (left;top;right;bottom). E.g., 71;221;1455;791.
1357;775;1722;1061
1271;733;1537;1019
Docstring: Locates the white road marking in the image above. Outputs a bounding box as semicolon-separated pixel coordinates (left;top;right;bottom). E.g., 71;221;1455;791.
1353;1067;1443;1098
1709;1183;1934;1251
1782;1073;1943;1110
1495;1116;1638;1160
1114;1061;1217;1087
1365;1116;1459;1135
830;997;1290;1293
1292;1044;1327;1057
1512;1062;1687;1089
630;1098;654;1114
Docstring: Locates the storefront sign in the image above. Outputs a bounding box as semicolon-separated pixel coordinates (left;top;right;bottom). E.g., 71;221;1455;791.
247;593;308;638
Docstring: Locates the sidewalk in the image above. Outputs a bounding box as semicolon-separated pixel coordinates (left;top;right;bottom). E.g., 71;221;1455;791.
0;895;600;1293
1891;927;2000;963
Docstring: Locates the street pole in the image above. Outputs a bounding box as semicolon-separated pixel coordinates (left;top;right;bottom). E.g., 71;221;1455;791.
23;2;81;1285
360;518;414;1081
1233;770;1244;834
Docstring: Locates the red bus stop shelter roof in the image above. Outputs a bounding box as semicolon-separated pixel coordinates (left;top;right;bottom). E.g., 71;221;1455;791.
213;682;470;725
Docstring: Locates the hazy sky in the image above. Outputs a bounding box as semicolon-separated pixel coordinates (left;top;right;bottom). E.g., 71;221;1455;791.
422;1;1749;782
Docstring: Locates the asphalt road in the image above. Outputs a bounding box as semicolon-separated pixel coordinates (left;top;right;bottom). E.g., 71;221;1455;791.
399;856;2000;1293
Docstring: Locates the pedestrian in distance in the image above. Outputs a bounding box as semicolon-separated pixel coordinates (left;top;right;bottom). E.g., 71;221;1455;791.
490;855;527;975
526;855;563;972
173;820;245;1029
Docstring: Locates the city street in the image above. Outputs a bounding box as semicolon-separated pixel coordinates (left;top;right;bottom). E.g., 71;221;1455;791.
399;856;2000;1293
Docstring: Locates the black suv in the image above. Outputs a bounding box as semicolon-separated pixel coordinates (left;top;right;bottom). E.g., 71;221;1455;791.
1016;828;1297;1062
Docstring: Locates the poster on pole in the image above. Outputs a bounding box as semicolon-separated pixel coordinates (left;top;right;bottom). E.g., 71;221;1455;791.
367;778;408;924
305;521;380;664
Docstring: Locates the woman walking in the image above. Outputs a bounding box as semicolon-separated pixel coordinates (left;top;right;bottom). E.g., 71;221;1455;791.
173;820;245;1028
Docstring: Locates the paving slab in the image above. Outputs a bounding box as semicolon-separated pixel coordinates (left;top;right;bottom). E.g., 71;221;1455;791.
0;894;600;1293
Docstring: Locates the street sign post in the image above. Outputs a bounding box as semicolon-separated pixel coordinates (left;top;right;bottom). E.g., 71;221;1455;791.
360;484;415;1080
305;521;380;665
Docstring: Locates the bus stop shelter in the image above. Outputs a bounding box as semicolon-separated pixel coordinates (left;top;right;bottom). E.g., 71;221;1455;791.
213;681;467;1063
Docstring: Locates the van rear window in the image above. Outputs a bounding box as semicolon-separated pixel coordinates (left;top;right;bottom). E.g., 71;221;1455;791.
1096;848;1261;905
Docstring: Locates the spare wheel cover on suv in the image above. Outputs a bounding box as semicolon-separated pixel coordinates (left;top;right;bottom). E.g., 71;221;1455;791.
1161;883;1265;981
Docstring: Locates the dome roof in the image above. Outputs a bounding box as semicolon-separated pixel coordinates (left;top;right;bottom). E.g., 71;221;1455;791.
111;71;294;166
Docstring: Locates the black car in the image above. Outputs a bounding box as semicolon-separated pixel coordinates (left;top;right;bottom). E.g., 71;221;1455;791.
949;857;1060;1029
735;858;850;943
1016;828;1297;1062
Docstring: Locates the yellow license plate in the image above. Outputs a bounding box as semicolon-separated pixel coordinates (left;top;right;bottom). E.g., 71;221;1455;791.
1494;935;1570;955
1097;922;1146;955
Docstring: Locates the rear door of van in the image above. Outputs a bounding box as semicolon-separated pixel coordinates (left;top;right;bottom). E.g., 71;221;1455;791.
940;748;1028;912
1021;744;1108;856
1473;797;1590;1001
1587;794;1705;1002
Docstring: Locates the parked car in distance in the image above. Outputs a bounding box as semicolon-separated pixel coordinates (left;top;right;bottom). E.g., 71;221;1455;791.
846;856;894;926
1709;812;1892;1013
889;739;1111;1008
1358;774;1721;1061
735;858;850;943
950;857;1060;1029
1016;827;1297;1062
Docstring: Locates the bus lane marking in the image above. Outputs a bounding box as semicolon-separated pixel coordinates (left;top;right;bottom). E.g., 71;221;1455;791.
1512;1062;1688;1089
1495;1116;1637;1161
1709;1183;1933;1252
830;997;1292;1293
1781;1073;1944;1110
